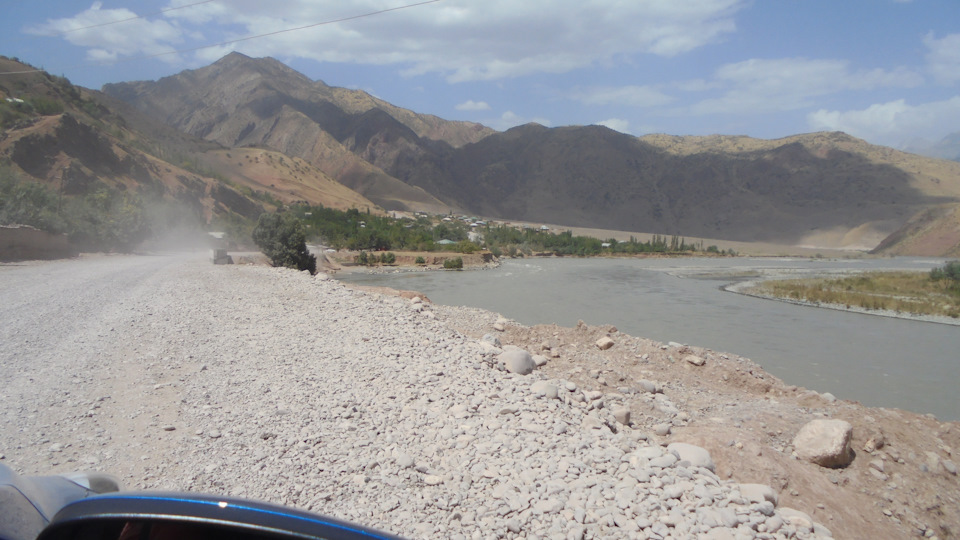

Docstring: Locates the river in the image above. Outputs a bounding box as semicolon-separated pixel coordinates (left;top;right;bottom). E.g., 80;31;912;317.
337;257;960;421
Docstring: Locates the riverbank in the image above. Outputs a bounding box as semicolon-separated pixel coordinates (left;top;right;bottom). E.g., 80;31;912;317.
319;249;500;274
725;274;960;327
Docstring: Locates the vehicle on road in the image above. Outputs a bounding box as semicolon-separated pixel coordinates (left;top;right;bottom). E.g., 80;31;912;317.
1;463;402;540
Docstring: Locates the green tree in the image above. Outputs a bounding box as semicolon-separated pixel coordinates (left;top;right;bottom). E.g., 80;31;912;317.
443;257;463;270
252;212;316;273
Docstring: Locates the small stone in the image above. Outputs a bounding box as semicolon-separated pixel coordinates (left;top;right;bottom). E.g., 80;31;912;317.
533;354;549;367
396;452;415;469
162;425;176;431
492;322;505;332
207;430;222;439
637;380;659;394
596;336;615;350
720;508;739;528
757;501;776;517
531;381;560;399
739;483;778;505
613;408;631;425
654;423;672;436
480;334;501;348
423;475;443;486
684;354;706;366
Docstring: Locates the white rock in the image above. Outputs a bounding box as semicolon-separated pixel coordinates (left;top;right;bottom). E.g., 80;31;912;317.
792;419;854;468
500;350;536;375
738;483;778;505
596;336;615;350
531;381;559;399
684;354;706;366
668;442;715;472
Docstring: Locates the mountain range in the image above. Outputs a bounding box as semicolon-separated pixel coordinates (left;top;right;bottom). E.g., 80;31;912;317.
4;52;960;255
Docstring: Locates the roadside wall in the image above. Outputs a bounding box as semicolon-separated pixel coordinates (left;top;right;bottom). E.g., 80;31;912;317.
0;225;78;261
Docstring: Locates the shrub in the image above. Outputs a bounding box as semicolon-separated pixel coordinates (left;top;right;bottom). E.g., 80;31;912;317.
252;212;316;274
443;257;463;270
381;251;396;264
355;251;369;265
930;260;960;282
415;256;426;265
457;240;480;254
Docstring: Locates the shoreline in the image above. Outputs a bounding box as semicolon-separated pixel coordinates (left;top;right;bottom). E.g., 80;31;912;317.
724;277;960;327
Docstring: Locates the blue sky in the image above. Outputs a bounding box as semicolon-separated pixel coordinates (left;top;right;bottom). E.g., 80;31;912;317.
1;0;958;148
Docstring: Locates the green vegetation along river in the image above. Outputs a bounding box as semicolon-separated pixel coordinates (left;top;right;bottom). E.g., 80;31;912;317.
338;256;960;420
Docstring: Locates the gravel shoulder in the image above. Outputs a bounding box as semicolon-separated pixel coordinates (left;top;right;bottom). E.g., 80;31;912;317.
1;254;957;539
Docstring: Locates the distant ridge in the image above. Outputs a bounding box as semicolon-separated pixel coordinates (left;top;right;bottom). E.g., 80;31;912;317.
101;53;960;252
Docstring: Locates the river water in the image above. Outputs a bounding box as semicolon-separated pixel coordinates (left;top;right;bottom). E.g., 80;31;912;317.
338;257;960;420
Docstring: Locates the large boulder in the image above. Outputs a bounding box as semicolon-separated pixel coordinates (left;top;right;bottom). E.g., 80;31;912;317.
793;419;855;468
501;349;536;375
668;442;715;472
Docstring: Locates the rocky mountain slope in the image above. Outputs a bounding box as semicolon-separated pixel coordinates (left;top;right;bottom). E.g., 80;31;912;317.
104;53;960;251
389;125;960;247
871;203;960;257
904;132;960;163
103;52;490;213
0;56;381;231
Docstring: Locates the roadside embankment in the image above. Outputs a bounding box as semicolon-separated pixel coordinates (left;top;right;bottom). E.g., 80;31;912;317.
1;255;956;539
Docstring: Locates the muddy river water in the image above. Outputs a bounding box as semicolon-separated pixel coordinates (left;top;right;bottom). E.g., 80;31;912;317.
338;257;960;420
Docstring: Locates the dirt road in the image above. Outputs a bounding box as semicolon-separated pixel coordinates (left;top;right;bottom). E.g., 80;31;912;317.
1;253;957;539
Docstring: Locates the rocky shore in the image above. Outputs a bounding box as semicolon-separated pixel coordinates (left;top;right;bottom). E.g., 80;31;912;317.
1;255;957;539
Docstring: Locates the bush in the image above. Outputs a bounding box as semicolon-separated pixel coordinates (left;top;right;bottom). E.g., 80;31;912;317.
415;256;426;265
443;257;463;270
355;251;369;265
381;251;396;264
457;240;480;254
931;260;960;281
252;212;316;274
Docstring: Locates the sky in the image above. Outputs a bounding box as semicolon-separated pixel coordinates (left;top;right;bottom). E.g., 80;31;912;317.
1;0;959;148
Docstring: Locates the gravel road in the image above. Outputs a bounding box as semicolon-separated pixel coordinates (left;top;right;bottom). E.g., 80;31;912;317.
1;254;842;538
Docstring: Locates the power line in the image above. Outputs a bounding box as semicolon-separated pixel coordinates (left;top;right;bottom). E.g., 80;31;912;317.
0;0;443;76
119;0;443;64
60;0;219;34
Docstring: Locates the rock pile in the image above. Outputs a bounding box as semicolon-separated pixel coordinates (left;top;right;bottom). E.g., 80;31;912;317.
158;267;835;539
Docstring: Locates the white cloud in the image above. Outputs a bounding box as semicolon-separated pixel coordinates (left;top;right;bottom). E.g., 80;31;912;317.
684;57;923;115
595;118;630;133
24;2;185;64
569;85;674;107
32;0;748;80
455;100;491;111
807;96;960;146
924;32;960;85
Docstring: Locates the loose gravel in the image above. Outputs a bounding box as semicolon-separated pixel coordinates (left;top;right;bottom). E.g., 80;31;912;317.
1;254;836;539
